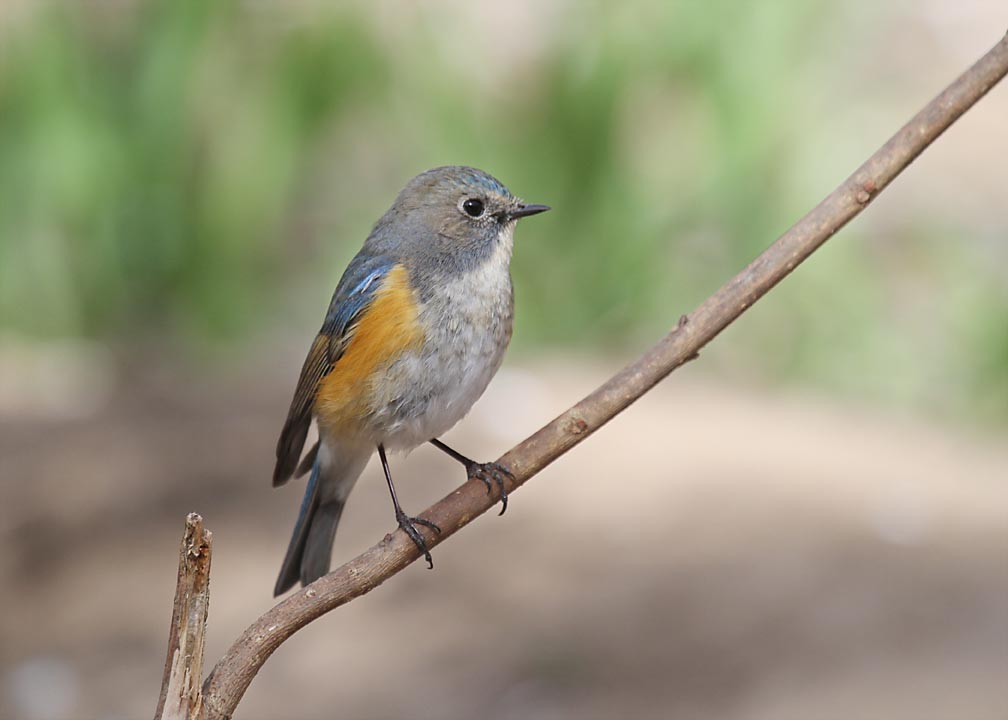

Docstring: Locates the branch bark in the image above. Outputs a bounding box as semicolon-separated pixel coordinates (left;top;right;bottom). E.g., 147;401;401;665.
192;30;1008;720
156;513;212;720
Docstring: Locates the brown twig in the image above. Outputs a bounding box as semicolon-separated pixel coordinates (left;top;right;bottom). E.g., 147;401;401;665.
192;30;1008;720
155;513;212;720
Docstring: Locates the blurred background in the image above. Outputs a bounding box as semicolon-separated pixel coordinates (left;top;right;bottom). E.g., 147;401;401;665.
1;1;1006;718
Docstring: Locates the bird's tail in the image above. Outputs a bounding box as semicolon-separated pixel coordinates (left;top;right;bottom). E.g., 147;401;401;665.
274;441;370;596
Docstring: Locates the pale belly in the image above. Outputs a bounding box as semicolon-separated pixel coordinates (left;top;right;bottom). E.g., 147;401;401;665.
362;273;514;450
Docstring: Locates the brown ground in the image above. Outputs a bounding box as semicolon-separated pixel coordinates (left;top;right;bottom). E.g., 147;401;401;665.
1;355;1006;720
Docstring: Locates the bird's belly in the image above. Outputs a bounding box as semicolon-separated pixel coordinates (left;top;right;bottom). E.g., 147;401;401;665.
366;283;513;450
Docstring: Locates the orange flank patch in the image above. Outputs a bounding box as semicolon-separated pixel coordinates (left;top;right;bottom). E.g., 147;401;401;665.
315;264;423;432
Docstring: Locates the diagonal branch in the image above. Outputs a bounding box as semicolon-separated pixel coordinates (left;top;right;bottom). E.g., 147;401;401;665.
198;30;1008;720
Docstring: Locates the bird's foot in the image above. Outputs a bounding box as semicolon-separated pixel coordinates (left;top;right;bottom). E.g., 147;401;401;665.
466;461;513;515
396;509;441;569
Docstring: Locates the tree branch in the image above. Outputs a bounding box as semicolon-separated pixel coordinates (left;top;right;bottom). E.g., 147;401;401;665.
156;513;212;720
196;30;1008;720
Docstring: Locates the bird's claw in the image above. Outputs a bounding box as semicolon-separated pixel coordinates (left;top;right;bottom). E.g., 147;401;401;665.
466;461;513;515
395;510;441;569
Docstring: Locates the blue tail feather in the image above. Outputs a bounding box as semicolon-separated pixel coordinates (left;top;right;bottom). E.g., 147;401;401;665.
274;457;337;595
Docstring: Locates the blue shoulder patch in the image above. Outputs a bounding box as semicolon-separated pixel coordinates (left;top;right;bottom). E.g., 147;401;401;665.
322;255;396;339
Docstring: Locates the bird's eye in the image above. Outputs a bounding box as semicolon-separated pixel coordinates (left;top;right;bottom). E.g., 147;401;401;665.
461;197;485;218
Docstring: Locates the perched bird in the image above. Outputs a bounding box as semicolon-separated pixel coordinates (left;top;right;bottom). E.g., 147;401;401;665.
272;165;549;596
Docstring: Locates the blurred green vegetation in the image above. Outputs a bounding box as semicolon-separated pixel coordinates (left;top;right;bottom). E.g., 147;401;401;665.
0;0;387;338
0;0;1005;420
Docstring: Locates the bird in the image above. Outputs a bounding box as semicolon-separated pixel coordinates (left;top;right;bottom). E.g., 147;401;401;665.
272;165;549;596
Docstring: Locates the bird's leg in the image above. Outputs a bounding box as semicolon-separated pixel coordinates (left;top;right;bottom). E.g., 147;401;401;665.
378;443;440;568
428;438;512;515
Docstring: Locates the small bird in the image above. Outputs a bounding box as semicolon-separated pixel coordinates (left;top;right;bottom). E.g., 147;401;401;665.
272;165;549;595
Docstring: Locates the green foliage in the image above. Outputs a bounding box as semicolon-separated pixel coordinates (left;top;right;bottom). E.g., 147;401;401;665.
0;1;1005;421
0;1;384;337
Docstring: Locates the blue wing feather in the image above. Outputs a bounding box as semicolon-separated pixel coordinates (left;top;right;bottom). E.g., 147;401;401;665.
322;258;393;341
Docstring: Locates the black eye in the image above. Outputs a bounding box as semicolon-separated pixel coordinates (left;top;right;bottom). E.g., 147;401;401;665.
462;197;485;218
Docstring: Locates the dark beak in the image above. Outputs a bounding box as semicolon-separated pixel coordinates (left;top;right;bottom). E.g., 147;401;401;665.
509;203;551;219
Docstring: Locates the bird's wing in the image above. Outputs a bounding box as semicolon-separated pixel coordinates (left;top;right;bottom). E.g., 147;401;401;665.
272;256;395;486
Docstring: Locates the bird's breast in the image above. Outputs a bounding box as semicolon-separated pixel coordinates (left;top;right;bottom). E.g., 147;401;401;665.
367;241;515;449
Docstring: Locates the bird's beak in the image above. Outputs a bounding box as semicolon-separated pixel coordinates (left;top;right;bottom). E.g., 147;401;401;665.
509;203;551;219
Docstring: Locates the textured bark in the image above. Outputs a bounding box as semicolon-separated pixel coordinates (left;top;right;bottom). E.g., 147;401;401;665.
155;514;212;720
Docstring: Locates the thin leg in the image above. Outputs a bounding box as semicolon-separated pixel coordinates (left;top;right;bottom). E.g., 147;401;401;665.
378;444;441;568
429;438;512;515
